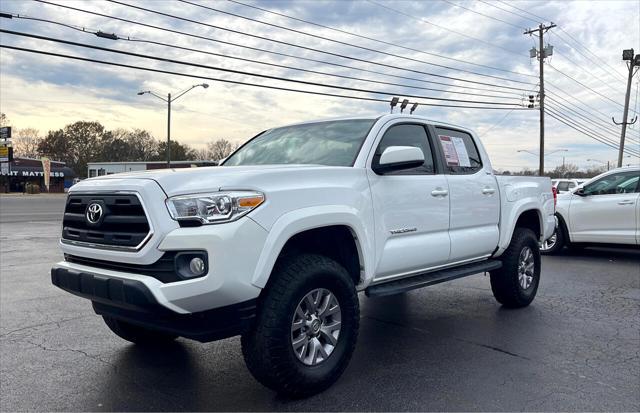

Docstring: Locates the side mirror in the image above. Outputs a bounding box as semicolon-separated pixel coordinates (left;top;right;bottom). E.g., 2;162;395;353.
374;146;424;175
574;187;587;197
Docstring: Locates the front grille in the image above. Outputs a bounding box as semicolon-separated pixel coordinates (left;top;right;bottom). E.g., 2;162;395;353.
62;193;151;249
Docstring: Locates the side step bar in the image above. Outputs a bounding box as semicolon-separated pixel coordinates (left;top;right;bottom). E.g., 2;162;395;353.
365;259;502;297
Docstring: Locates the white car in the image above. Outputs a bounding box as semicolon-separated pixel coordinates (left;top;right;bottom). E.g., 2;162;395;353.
51;114;554;397
542;167;640;254
552;178;586;194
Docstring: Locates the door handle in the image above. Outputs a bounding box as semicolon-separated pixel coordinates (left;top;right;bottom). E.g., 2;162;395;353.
618;200;634;205
482;187;496;195
431;188;449;197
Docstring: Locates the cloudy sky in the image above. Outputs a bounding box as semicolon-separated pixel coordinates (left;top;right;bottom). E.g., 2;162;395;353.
0;0;639;171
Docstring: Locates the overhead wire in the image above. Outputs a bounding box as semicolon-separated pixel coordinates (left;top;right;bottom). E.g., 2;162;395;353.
30;0;525;96
547;65;626;109
8;14;525;101
0;44;533;111
439;0;524;29
0;29;527;107
225;0;532;77
36;0;536;92
107;0;536;87
545;106;639;156
365;0;524;57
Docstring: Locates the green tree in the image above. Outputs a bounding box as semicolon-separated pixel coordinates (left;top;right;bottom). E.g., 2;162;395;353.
38;121;108;177
155;140;198;162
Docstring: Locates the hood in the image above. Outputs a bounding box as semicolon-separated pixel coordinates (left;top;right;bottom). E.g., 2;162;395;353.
79;165;355;197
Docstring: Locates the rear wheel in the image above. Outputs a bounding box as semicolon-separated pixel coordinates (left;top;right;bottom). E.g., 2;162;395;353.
540;218;566;255
241;254;359;398
490;228;541;308
102;316;177;345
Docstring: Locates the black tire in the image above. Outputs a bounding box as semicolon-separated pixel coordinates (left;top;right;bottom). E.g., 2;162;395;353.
490;228;541;308
102;316;177;345
241;253;359;398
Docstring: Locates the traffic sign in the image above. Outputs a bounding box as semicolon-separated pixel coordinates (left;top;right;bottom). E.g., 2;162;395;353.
0;146;13;162
0;126;11;140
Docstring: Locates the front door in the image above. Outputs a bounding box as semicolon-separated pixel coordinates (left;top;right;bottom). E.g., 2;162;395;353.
367;122;450;281
569;169;639;244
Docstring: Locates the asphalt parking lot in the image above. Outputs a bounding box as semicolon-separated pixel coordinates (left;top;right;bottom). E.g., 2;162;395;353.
1;194;638;412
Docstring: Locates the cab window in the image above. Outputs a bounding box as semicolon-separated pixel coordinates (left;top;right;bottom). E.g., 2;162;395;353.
372;124;435;175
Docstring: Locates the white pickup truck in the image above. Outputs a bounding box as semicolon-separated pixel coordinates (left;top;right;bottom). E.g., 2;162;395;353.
52;114;555;397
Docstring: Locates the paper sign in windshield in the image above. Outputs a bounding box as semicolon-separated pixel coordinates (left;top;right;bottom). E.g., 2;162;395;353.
439;135;471;167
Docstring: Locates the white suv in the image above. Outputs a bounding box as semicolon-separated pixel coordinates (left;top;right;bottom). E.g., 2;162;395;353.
542;167;639;254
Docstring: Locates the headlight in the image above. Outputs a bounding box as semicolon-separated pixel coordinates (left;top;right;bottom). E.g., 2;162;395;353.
166;191;265;224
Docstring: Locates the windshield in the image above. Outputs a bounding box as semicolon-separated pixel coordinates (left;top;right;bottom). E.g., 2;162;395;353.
223;119;376;167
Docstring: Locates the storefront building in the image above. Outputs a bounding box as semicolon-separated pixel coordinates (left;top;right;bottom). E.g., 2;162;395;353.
1;157;75;193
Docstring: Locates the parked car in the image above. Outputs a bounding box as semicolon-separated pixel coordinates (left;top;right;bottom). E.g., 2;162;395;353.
542;166;640;254
51;114;554;397
551;178;586;193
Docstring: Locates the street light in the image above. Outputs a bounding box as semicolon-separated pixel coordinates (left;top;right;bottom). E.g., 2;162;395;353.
137;83;209;168
586;158;611;171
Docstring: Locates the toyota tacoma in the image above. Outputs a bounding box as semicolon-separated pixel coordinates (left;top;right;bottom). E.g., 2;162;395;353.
52;114;555;397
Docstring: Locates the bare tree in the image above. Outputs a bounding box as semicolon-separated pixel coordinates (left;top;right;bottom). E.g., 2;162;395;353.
206;138;238;161
0;113;8;127
13;128;42;158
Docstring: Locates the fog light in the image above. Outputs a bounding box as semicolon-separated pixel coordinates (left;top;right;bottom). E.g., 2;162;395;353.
174;251;208;279
189;257;206;276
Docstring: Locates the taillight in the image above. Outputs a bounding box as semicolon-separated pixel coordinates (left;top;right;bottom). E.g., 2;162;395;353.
551;186;557;210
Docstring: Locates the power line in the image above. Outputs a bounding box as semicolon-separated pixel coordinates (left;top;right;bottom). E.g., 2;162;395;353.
493;0;628;81
365;0;524;57
545;96;627;140
547;64;626;109
546;85;616;123
545;106;639;156
31;0;525;96
108;0;536;88
439;0;524;29
226;0;533;77
476;0;538;24
0;29;527;107
36;0;535;93
0;36;524;109
0;44;533;111
549;51;626;97
9;14;525;101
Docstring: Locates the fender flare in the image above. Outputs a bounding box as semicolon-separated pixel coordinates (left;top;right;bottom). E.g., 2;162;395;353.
495;202;544;256
250;205;374;289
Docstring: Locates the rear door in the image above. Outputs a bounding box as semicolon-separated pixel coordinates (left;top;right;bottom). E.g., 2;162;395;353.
569;170;639;244
367;122;450;281
432;126;500;262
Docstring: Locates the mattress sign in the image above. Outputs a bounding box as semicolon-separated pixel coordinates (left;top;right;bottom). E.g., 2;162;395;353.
438;135;471;167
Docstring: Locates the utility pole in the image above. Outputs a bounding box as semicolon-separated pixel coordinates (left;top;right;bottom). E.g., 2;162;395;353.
167;93;171;168
525;23;556;176
613;49;640;167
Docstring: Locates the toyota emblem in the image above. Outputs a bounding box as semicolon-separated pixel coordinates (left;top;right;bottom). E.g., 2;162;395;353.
86;203;103;224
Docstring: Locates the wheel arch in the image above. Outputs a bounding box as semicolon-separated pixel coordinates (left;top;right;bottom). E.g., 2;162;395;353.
250;206;372;289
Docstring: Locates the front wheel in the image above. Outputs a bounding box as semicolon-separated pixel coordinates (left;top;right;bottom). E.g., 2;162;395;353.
490;228;541;308
241;254;359;398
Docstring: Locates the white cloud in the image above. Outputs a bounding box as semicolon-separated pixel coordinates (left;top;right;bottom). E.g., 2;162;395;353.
0;0;638;169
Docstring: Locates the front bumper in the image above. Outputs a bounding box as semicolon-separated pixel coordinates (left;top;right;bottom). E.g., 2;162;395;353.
51;266;257;342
